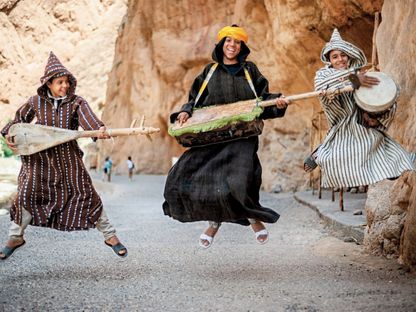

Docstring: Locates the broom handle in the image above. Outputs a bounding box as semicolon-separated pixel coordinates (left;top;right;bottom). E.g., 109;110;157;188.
257;85;354;108
76;127;160;138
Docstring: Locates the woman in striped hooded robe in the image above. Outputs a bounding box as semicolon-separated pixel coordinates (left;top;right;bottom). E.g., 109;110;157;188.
311;29;414;188
0;52;127;259
163;25;289;248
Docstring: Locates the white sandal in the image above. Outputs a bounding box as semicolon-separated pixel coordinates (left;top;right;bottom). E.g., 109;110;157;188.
199;233;214;249
254;229;269;245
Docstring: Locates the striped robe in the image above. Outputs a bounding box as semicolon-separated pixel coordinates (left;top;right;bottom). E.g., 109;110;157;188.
1;94;104;231
314;68;415;188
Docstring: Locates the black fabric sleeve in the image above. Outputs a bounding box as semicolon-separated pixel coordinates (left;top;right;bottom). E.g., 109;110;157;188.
169;64;214;124
246;62;287;120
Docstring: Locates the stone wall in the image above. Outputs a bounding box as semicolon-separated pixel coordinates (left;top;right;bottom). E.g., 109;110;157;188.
364;0;416;272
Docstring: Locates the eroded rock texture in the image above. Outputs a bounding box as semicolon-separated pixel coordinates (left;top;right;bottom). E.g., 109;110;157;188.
101;0;381;191
0;0;127;123
364;0;416;272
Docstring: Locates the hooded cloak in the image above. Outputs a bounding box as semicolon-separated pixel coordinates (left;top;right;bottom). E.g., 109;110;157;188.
314;29;414;188
1;52;105;231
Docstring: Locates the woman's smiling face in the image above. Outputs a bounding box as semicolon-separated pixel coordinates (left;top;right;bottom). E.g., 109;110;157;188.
329;50;349;70
222;37;241;64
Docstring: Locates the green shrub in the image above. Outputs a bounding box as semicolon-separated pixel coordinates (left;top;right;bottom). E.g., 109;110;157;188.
0;136;14;157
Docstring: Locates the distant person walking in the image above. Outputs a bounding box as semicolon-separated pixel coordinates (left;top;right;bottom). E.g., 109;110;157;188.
104;156;113;182
127;156;134;181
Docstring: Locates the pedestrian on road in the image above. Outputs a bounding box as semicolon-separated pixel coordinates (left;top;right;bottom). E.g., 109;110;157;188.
127;156;134;181
0;52;127;260
304;29;415;187
103;156;113;182
163;25;289;248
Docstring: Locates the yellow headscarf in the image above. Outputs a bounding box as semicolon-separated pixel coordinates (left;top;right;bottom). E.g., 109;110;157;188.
216;25;248;43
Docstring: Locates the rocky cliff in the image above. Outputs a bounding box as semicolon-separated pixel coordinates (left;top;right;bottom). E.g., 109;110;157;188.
101;0;381;193
0;0;127;123
364;0;416;272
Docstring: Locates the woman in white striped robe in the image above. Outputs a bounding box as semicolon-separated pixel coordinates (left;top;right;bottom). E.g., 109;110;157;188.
312;29;414;188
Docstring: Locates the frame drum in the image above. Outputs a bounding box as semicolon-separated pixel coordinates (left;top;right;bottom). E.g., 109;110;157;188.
354;72;399;113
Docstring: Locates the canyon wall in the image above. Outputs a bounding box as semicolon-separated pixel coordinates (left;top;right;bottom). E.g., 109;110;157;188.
101;0;381;194
0;0;127;124
364;0;416;272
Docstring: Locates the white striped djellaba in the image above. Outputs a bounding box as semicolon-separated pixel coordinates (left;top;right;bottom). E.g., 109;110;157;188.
313;29;415;188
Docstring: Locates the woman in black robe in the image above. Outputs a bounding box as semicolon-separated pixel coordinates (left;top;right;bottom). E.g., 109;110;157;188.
163;25;288;248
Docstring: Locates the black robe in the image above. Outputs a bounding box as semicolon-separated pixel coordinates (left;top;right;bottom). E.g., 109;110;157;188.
163;41;286;225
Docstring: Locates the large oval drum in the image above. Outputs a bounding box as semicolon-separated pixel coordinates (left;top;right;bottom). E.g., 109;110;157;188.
354;71;399;113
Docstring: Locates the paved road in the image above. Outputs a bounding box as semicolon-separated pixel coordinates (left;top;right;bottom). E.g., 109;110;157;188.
1;174;415;311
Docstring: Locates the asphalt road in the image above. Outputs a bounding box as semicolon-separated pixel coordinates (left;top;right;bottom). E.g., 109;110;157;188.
1;174;415;311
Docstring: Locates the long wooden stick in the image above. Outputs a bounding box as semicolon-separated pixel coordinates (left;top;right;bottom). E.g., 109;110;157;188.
256;85;354;108
371;12;380;71
8;124;160;156
76;127;160;138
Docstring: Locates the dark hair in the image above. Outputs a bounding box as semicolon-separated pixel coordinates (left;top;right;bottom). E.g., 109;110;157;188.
128;156;131;160
46;75;70;89
47;75;63;84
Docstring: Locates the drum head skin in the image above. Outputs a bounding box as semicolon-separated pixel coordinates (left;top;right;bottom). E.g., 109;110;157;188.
354;72;399;113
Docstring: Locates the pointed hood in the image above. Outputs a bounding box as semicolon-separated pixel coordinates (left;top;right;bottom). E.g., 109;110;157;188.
37;51;77;99
320;28;367;68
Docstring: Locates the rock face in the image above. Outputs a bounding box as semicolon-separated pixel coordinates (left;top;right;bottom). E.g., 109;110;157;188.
364;180;407;258
101;0;381;189
0;0;127;124
364;0;416;272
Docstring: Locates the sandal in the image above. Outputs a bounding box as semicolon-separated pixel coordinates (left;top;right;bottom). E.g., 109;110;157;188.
199;223;220;249
0;240;26;260
387;176;399;181
105;241;128;258
199;233;215;249
254;229;269;245
304;146;320;173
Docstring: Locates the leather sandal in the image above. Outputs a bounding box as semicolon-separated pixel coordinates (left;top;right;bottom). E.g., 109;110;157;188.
0;240;26;260
304;155;318;172
304;146;320;173
105;241;128;258
199;233;214;249
254;229;269;245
